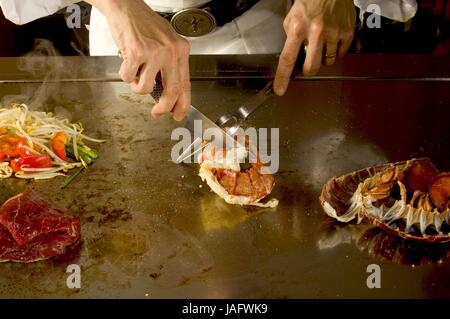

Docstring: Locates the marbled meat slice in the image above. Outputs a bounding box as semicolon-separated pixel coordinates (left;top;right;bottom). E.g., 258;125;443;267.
0;190;80;263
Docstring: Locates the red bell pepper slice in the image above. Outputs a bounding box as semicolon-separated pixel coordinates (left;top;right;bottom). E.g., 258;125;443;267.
10;155;53;173
0;133;30;160
51;132;67;160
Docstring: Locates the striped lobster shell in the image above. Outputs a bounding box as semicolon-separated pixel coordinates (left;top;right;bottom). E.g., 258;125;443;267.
320;158;450;243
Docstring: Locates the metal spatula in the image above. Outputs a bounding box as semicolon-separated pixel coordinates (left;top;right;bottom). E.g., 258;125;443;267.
151;48;306;163
150;74;238;164
214;47;306;136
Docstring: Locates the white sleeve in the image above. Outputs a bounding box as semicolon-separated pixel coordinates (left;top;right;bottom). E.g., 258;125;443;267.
354;0;418;22
0;0;80;25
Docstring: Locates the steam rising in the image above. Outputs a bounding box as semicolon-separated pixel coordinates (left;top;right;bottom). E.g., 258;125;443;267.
1;39;96;120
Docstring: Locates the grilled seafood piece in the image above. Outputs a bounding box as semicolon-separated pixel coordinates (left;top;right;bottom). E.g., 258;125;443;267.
320;158;450;243
429;173;450;212
198;144;278;208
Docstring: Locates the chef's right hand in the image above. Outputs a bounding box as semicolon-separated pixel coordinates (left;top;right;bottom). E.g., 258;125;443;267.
87;0;191;121
274;0;356;96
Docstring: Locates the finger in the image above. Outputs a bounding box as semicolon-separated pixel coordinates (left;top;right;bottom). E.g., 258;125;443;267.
302;30;324;76
172;87;188;122
119;56;143;83
130;63;159;94
151;59;181;118
324;41;338;66
338;33;354;58
274;26;305;96
172;53;191;121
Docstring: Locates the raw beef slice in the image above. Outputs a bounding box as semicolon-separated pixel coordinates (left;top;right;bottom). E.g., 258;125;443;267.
0;190;80;263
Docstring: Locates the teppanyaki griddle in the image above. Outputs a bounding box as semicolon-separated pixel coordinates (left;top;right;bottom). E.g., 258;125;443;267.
0;55;448;298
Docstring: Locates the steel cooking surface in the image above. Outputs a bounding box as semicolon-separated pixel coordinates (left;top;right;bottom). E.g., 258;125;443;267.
0;56;449;298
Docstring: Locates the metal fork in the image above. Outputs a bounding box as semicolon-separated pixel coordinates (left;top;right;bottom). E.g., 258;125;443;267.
214;80;274;136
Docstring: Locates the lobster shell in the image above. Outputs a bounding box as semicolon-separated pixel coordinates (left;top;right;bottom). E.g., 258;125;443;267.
320;158;450;243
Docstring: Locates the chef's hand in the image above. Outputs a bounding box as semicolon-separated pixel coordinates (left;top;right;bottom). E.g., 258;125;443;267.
274;0;356;96
86;0;191;121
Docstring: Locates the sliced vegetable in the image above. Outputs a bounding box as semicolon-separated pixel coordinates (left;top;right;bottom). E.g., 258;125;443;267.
79;146;98;160
0;133;30;160
0;162;12;178
51;132;68;160
66;145;98;161
0;104;104;181
80;154;92;165
17;139;34;157
61;167;84;189
62;144;97;185
10;155;53;173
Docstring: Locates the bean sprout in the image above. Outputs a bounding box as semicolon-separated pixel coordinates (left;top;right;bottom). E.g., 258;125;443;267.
0;104;105;180
0;162;12;178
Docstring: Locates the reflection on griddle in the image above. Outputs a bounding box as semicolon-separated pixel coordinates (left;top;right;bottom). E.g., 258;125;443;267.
318;219;450;265
200;196;249;231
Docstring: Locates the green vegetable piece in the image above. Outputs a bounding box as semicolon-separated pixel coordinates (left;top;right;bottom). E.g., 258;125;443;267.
61;167;84;189
65;145;75;158
78;146;98;159
81;154;92;165
65;145;99;163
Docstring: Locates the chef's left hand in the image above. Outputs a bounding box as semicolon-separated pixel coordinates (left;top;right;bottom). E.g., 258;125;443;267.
274;0;356;96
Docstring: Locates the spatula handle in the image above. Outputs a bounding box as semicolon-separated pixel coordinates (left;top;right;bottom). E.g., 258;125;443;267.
150;73;163;102
220;45;306;127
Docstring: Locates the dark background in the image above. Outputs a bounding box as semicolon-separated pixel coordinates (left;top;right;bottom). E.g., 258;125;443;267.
0;1;450;56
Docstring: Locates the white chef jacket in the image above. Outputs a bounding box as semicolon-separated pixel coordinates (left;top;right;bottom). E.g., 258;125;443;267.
354;0;417;22
90;0;291;55
0;0;418;55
